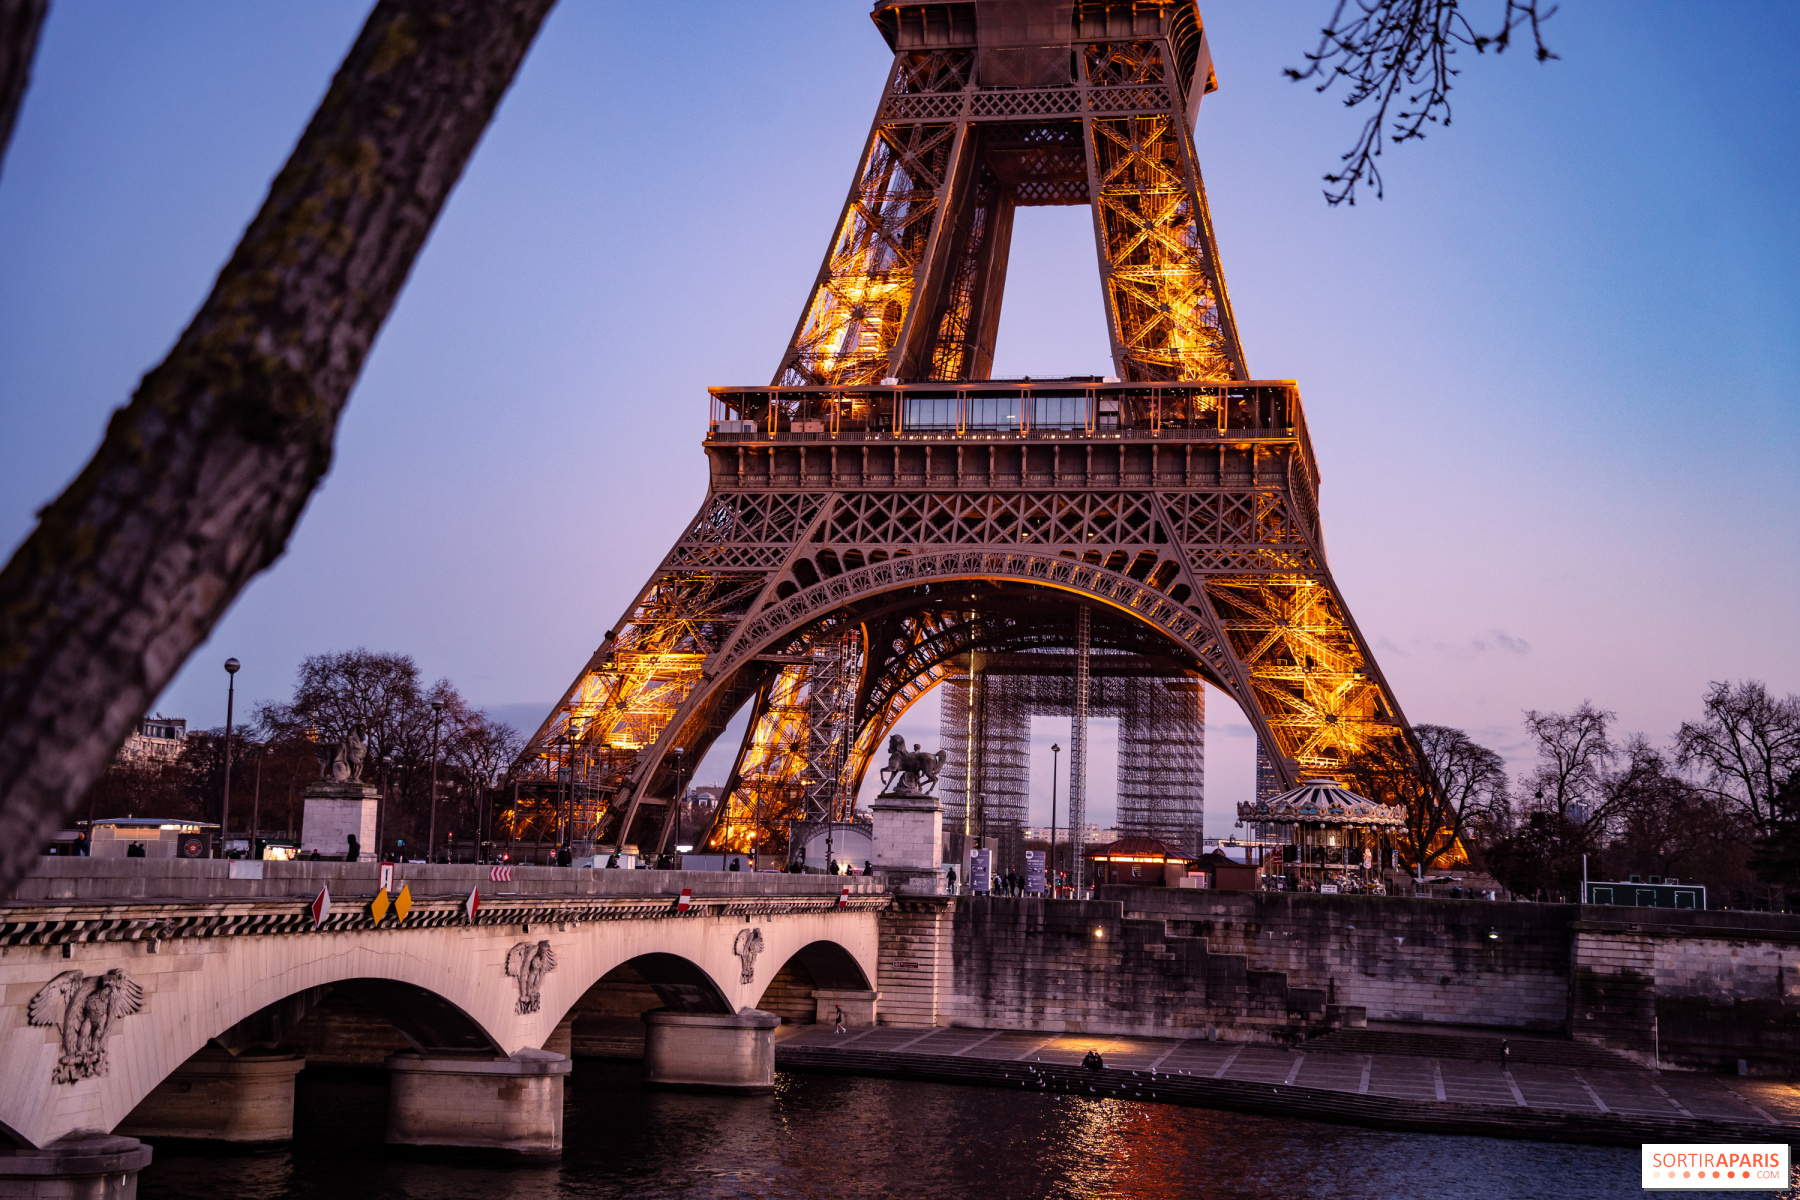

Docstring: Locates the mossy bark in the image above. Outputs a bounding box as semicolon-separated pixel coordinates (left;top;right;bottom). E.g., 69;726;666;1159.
0;0;557;893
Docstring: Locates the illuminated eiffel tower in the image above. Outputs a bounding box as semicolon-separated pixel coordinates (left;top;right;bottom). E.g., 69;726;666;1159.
515;0;1424;874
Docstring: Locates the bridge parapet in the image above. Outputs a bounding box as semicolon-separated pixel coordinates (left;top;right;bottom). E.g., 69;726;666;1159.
8;858;885;905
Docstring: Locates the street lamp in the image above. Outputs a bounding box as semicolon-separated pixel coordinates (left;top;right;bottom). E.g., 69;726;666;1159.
428;701;444;863
1049;742;1061;898
220;658;240;858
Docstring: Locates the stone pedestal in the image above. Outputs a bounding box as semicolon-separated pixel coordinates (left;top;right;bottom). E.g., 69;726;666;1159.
641;1008;779;1092
385;1049;570;1160
812;988;880;1027
300;782;378;861
118;1047;305;1144
870;790;944;895
0;1135;151;1199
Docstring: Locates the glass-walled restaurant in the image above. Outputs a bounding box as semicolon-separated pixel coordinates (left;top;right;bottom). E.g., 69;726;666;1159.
707;378;1311;446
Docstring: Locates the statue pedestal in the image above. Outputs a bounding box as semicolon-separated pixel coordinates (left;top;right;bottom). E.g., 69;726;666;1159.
301;782;377;861
870;790;943;895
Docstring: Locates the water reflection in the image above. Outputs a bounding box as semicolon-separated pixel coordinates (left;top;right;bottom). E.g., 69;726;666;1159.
133;1062;1769;1200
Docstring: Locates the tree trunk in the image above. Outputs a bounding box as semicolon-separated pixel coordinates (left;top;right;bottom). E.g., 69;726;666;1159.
0;0;48;176
0;0;557;894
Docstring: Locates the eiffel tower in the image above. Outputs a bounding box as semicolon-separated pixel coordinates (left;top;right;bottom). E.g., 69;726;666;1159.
515;0;1423;871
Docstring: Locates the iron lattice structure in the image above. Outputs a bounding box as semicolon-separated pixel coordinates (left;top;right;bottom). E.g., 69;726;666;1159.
516;0;1427;864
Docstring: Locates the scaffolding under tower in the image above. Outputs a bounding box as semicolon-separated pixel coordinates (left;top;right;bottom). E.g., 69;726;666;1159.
938;648;1206;877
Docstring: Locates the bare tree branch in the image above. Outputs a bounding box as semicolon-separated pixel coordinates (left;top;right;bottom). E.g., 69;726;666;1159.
0;0;48;178
1287;0;1558;205
0;0;557;895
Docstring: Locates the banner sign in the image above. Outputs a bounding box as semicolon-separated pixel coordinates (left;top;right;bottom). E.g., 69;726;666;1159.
969;848;992;894
1026;850;1046;895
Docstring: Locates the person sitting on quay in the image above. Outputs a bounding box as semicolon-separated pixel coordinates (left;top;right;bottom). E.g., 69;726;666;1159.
1082;1049;1105;1072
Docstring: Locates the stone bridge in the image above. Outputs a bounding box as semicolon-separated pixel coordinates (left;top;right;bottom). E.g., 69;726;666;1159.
0;860;884;1193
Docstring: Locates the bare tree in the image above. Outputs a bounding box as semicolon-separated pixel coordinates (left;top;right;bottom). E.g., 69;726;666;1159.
1413;723;1507;857
1518;702;1614;824
0;0;557;894
0;0;46;177
1343;733;1443;876
1288;0;1558;205
1675;680;1800;833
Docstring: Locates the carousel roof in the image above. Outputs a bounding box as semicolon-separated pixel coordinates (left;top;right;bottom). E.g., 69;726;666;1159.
1236;778;1407;829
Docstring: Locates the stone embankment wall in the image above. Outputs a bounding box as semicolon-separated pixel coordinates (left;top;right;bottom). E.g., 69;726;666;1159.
1568;910;1800;1072
1115;890;1574;1031
895;891;1800;1071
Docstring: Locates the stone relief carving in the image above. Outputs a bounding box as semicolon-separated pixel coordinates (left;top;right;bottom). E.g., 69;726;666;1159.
505;940;557;1015
878;734;947;797
28;968;145;1084
733;927;765;984
313;724;369;783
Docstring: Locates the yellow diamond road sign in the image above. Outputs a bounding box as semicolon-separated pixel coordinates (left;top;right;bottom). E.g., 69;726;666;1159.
370;889;391;923
394;883;413;923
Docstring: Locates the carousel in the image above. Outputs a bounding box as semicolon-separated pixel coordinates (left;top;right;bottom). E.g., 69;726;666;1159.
1236;778;1407;894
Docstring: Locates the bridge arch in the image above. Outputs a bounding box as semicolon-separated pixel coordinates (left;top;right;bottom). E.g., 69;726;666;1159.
638;549;1240;849
753;939;874;1025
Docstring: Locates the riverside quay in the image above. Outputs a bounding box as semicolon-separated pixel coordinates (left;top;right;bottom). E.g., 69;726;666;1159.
2;854;1798;1194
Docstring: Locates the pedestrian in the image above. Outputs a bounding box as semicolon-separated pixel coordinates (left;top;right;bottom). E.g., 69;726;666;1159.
126;841;145;858
73;831;89;857
345;834;360;863
946;865;957;892
828;859;840;876
729;857;741;872
606;851;619;868
1500;1038;1511;1069
833;1004;847;1034
864;860;874;877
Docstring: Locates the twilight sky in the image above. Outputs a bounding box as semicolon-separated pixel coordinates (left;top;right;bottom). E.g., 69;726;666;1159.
2;1;1795;842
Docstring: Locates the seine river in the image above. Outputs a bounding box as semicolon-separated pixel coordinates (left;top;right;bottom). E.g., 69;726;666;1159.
135;1062;1751;1200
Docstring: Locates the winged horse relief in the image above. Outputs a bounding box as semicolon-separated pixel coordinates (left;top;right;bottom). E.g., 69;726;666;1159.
28;968;145;1084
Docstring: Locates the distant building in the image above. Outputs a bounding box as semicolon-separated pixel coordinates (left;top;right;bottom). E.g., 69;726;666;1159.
118;715;188;766
1254;737;1281;804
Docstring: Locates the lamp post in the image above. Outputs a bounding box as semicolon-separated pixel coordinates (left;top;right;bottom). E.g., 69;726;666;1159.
220;658;240;857
670;747;686;863
249;741;263;859
1049;742;1061;897
428;701;444;862
378;752;395;860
